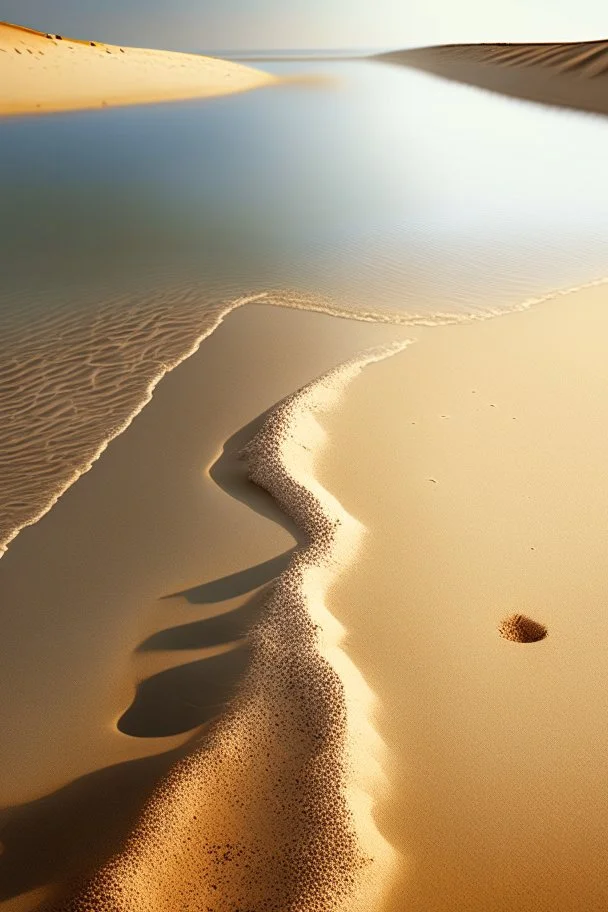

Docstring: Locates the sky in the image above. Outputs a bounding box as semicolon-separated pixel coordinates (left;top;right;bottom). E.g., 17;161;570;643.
3;0;608;51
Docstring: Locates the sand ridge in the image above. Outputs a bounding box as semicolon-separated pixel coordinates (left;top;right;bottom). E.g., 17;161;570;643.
52;344;406;912
0;21;276;117
376;39;608;117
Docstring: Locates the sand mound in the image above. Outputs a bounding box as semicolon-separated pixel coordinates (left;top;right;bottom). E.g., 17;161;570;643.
498;613;548;643
376;40;608;117
51;346;404;912
0;20;275;117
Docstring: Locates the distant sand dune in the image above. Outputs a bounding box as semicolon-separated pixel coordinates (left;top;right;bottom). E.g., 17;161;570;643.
376;40;608;116
0;21;276;117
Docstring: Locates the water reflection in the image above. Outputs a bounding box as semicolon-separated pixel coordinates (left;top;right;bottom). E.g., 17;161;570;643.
1;60;608;317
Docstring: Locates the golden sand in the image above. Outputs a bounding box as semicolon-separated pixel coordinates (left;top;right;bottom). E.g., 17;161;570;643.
0;305;408;910
317;283;608;911
50;340;403;912
0;21;275;117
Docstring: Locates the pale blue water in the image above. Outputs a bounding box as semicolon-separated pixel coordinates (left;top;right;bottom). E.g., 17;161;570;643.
3;60;608;318
1;59;608;552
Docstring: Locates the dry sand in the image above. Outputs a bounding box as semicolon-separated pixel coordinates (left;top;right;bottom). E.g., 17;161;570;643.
317;283;608;911
0;21;275;117
0;304;408;910
377;40;608;117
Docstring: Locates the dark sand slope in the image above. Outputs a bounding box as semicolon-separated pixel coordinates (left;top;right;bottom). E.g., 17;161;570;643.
376;40;608;116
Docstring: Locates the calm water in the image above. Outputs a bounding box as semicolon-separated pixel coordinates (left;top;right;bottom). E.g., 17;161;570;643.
3;59;608;317
2;59;608;555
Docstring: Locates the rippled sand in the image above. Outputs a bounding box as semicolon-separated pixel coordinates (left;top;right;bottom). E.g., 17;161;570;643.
377;40;608;116
0;21;275;117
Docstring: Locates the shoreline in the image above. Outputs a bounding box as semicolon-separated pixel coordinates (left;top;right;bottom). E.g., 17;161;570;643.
0;22;276;118
3;285;608;907
3;275;608;564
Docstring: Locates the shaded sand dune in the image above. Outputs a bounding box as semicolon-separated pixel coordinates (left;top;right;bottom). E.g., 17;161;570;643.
376;40;608;116
0;21;275;117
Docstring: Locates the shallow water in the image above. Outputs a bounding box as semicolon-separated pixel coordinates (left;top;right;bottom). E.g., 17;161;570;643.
2;60;608;552
2;60;608;557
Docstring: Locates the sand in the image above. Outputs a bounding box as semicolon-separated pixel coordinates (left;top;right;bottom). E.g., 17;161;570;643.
0;21;275;117
317;283;608;911
0;304;409;910
4;273;608;910
377;41;608;117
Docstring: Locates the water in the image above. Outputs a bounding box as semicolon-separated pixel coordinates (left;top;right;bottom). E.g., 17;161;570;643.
1;59;608;552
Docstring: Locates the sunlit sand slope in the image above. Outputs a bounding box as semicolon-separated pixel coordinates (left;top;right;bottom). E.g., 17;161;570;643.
0;21;275;116
377;40;608;116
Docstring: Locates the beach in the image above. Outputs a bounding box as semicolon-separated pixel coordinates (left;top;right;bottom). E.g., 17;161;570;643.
0;304;409;910
4;284;608;910
0;22;275;116
318;283;608;911
3;20;608;910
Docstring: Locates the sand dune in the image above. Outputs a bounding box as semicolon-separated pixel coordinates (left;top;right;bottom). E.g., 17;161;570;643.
376;40;608;116
0;21;275;117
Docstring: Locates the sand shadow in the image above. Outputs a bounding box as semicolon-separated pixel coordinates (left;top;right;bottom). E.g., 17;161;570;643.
140;586;272;651
208;405;302;541
162;550;294;605
117;643;251;738
0;742;192;904
2;400;298;904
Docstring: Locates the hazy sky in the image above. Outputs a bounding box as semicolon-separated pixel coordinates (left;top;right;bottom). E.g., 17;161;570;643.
4;0;608;51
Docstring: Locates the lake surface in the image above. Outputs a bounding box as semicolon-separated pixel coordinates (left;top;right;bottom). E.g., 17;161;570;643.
3;56;608;599
3;58;608;319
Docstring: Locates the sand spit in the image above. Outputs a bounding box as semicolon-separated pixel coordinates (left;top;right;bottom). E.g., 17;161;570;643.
0;21;276;117
4;277;608;566
53;344;405;912
376;40;608;116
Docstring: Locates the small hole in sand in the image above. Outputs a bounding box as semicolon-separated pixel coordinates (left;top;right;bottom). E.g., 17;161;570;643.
499;613;547;643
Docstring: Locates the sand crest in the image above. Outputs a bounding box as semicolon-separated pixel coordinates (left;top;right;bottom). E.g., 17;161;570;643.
0;21;275;117
377;40;608;116
50;342;403;912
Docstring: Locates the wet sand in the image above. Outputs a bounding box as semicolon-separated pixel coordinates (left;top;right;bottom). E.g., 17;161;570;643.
317;283;608;911
0;304;408;910
0;21;275;117
377;40;608;117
